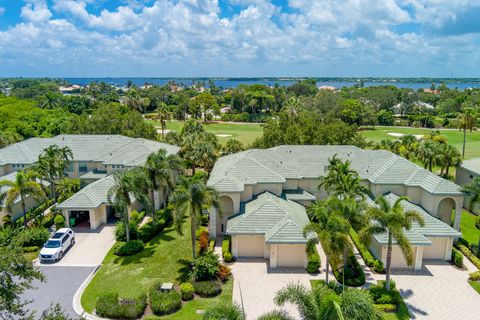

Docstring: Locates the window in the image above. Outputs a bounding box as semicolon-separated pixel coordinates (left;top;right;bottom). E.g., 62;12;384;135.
65;162;74;172
470;174;474;179
79;161;88;173
12;164;24;169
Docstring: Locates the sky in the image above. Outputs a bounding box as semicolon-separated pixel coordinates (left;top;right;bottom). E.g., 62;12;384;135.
0;0;480;77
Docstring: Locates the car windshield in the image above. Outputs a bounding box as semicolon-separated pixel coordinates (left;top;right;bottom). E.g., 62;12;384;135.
51;232;64;239
44;240;61;248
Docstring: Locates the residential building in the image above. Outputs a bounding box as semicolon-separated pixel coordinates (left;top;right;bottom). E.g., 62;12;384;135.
455;157;480;213
207;145;463;269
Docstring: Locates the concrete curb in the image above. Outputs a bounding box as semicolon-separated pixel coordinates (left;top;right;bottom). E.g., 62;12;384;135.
72;264;108;320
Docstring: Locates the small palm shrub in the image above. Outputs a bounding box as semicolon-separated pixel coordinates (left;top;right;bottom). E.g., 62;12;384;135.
257;310;294;320
149;283;182;316
54;214;65;230
193;279;222;297
203;303;244;320
114;240;144;256
179;283;194;301
95;293;147;319
191;252;220;281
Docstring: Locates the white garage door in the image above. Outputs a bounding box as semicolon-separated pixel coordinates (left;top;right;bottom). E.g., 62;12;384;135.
390;246;415;268
237;235;264;257
277;244;306;267
423;237;446;259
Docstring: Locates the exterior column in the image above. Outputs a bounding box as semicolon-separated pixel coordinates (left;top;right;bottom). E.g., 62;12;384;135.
414;246;423;270
232;235;238;257
270;244;277;268
88;209;96;230
444;238;453;260
62;209;70;227
210;207;217;239
453;200;462;230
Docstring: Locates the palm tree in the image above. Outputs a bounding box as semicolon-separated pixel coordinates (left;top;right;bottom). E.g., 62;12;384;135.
257;310;294;320
457;107;477;159
144;149;183;221
193;141;218;176
107;169;151;242
304;198;351;283
0;170;45;227
169;172;222;259
155;102;171;139
360;195;425;290
417;140;438;171
274;282;380;320
397;135;418;160
55;178;80;203
437;143;461;176
223;139;244;155
35;145;73;202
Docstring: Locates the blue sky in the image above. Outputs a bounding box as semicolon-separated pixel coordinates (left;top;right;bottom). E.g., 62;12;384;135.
0;0;479;77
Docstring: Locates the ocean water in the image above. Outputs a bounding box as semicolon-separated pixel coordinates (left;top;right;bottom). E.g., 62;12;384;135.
64;77;480;90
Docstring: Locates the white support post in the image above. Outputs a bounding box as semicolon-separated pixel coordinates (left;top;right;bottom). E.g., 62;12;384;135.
453;205;462;231
444;238;453;260
414;246;423;270
210;207;217;239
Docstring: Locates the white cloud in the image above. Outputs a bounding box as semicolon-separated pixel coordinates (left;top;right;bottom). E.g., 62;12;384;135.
21;0;53;23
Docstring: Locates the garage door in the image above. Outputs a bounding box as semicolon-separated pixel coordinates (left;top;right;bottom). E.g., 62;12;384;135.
277;244;306;267
423;237;446;259
237;235;264;257
390;246;414;268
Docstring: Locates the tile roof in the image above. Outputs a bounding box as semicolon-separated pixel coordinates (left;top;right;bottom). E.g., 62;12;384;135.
57;175;115;209
367;193;461;246
459;158;480;175
208;145;462;196
282;189;317;202
0;135;180;167
227;192;311;243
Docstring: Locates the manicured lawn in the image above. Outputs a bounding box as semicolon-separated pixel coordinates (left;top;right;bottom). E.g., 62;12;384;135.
24;249;40;261
146;119;263;146
460;210;480;247
468;281;480;295
81;220;233;319
360;126;480;159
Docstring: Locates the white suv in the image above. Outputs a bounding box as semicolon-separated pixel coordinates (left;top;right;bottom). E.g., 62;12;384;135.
39;228;75;262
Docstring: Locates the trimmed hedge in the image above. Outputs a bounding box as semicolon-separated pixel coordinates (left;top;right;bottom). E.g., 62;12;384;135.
193;279;222;297
369;280;402;313
138;221;164;243
54;214;65;230
95;293;147;319
375;304;397;313
456;243;480;270
20;227;50;247
349;228;378;268
115;221;139;241
469;271;480;281
180;283;194;301
222;235;231;258
452;248;463;268
476;216;480;230
115;240;144;256
149;284;182;316
306;241;321;273
209;239;215;252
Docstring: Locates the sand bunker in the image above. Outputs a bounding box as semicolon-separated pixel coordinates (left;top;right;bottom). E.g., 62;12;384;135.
387;132;424;140
215;134;232;137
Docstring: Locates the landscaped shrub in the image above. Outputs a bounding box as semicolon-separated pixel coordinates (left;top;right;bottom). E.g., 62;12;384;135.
179;283;194;301
138;221;164;243
23;245;40;253
222;235;231;258
369;280;401;312
257;310;293;320
115;221;139;241
374;260;384;273
20;227;50;247
452;248;463;268
130;210;145;225
193;279;222;297
42;214;55;228
201;213;209;226
156;207;173;225
306;241;321;273
457;237;471;248
114;240;144;256
149;283;182;316
456;243;480;269
95;293;147;319
223;252;233;263
209;239;215;252
203;303;245;320
349;228;376;267
217;264;231;282
198;230;209;254
374;304;397;313
469;271;480;281
191;252;220;281
333;252;366;287
1;214;12;226
54;214;65;230
476;217;480;230
195;226;208;240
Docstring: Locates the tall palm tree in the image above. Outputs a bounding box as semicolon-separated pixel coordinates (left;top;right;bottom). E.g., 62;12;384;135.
437;143;461;176
155;102;171;139
107;169;151;242
0;170;45;227
457;107;477;159
144;149;183;221
360;195;425;290
417;140;438;171
169;172;222;259
35;145;73;202
274;282;380;320
304;198;351;283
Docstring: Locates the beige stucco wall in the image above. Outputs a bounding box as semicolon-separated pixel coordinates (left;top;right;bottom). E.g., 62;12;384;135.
283;179;298;190
1;195;42;222
240;185;253;202
217;195;235;235
456;167;476;187
89;204;107;230
423;237;447;259
253;183;283;196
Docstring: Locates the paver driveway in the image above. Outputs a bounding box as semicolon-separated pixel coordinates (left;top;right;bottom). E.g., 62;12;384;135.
37;225;115;267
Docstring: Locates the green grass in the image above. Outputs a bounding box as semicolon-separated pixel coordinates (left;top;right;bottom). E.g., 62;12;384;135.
360;126;480;159
310;280;409;320
468;281;480;295
146;120;263;146
81;220;233;319
460;210;480;247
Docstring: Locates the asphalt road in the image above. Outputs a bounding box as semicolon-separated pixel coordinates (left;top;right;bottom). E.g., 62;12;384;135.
22;266;94;319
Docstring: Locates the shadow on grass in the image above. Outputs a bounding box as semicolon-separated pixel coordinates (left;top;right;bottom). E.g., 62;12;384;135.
176;258;192;283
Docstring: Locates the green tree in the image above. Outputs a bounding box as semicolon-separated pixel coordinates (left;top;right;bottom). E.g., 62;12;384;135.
437;143;461;176
457;106;477;158
39;303;79;320
169;172;222;259
55;178;80;203
0;227;44;319
35;145;73;202
144;149;183;220
191;92;219;122
223;139;244;155
360;195;425;290
274;283;379;320
304;198;351;283
107;169;151;242
417;140;438;171
0;170;45;227
155;102;172;139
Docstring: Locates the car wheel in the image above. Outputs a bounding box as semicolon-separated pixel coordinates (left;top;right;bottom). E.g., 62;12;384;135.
71;238;75;246
58;252;63;261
